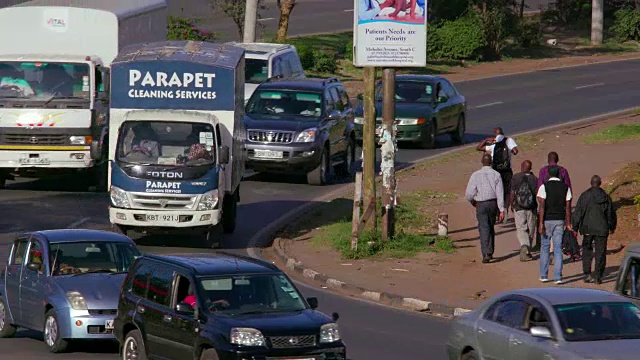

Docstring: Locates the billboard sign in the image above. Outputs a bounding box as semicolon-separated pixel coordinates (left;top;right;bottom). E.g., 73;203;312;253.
353;0;427;67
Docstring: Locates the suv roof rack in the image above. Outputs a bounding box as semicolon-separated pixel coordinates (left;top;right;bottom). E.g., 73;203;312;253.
323;77;339;85
266;74;285;82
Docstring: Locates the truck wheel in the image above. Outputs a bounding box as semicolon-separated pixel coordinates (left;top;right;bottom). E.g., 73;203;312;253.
420;122;436;149
307;149;330;186
44;309;68;353
0;298;17;338
222;191;238;234
93;161;108;192
0;177;5;190
201;224;222;248
337;137;355;178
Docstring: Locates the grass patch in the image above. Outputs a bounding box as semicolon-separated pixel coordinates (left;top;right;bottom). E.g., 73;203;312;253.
311;190;456;259
584;124;640;144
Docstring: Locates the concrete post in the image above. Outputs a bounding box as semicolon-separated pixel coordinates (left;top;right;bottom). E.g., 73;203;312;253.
591;0;603;45
438;213;449;237
243;0;258;43
380;68;396;241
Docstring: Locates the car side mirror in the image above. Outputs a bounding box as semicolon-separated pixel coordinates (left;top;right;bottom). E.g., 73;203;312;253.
176;302;195;316
26;262;40;272
90;140;101;160
327;110;340;120
530;326;553;339
307;297;318;309
218;145;230;165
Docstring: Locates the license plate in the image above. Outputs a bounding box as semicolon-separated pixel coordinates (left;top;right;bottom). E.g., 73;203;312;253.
145;214;180;222
254;149;284;159
105;319;114;330
19;157;49;165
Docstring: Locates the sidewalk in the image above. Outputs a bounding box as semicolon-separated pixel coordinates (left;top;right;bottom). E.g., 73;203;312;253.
268;113;640;311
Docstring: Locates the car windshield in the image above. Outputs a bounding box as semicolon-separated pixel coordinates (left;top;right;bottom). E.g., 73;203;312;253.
0;61;90;100
554;302;640;341
198;274;307;315
48;241;140;276
116;121;217;166
246;59;269;84
246;89;322;118
375;80;434;103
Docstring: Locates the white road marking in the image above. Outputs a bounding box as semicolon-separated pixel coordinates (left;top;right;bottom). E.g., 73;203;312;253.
575;82;604;90
67;217;90;229
473;101;503;109
258;17;275;22
344;9;354;12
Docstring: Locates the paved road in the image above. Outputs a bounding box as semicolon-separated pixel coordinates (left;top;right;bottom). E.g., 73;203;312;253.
2;58;640;358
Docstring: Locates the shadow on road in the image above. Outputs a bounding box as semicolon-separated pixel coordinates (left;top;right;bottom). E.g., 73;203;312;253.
14;329;118;354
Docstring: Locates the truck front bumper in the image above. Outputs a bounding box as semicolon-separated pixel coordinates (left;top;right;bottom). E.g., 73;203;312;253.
0;148;93;171
109;207;220;229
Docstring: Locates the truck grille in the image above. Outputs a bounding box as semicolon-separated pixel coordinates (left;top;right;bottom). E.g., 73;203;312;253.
269;335;316;349
130;193;197;210
3;134;67;145
248;130;294;143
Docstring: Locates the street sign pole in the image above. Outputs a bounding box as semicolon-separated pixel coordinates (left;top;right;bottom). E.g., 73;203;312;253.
362;66;377;231
380;68;396;241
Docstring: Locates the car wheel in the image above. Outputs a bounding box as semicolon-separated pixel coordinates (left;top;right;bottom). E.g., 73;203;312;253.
44;309;68;353
200;348;220;360
451;114;465;144
307;149;330;185
222;190;238;234
122;329;148;360
0;298;17;338
201;224;222;248
461;349;480;360
337;137;356;178
420;122;436;149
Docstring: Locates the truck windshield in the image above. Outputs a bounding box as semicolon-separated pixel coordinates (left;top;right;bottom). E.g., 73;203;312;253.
246;59;268;84
0;61;90;100
246;90;323;118
116;121;217;166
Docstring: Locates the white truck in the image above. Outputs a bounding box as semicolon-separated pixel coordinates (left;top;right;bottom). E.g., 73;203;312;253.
0;0;168;189
108;41;245;247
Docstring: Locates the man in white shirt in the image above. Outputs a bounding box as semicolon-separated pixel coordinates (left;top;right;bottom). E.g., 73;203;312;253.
477;127;519;222
358;0;381;21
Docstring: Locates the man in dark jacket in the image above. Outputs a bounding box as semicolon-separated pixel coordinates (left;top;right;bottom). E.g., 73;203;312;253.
571;175;617;284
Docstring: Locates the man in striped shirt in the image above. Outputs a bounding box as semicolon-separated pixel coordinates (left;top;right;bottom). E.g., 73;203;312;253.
465;153;506;263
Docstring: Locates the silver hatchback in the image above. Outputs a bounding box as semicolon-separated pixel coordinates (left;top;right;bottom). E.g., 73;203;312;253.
447;287;640;360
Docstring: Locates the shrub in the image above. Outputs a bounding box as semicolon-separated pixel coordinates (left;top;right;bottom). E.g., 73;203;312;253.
428;15;486;60
167;16;216;42
344;39;354;61
312;51;337;73
295;44;315;70
514;18;542;47
611;9;640;41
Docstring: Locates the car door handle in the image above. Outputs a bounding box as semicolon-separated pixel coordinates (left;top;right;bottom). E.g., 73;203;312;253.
136;305;145;314
510;338;522;345
477;327;486;334
163;315;172;322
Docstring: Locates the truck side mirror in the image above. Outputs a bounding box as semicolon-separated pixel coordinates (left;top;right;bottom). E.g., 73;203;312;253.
90;141;101;160
218;145;230;165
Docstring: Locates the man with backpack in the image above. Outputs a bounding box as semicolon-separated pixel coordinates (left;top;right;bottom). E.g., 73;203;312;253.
510;160;537;261
536;151;572;255
477;127;519;222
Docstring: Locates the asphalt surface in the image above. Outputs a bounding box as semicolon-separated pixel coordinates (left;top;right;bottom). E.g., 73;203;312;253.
2;58;640;358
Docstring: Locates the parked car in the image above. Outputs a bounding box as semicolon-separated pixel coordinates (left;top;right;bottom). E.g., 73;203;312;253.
446;287;640;360
614;242;640;306
114;252;346;360
0;229;140;353
354;74;466;149
230;42;306;102
244;77;356;185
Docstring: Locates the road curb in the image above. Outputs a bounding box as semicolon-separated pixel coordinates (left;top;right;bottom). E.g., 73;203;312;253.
253;106;638;317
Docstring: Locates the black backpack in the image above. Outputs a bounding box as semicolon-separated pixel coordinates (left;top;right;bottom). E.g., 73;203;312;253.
492;139;511;172
515;178;535;209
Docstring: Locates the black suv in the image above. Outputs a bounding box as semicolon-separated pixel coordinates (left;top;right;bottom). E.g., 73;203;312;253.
113;252;346;360
244;77;356;185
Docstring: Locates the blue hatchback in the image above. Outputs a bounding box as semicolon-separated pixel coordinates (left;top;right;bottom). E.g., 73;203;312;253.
0;229;140;353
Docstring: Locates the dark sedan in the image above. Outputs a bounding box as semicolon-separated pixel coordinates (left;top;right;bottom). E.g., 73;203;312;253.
354;75;466;149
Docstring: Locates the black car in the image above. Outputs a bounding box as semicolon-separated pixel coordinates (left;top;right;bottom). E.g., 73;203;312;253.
113;252;346;360
244;77;356;185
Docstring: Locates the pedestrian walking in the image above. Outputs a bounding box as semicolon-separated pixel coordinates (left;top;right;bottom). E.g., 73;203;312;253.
537;165;572;284
465;153;505;264
571;175;617;284
510;160;537;261
536;151;572;254
477;127;518;222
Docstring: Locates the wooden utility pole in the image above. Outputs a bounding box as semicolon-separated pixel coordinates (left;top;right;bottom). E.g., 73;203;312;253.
380;68;396;241
591;0;603;45
362;66;377;231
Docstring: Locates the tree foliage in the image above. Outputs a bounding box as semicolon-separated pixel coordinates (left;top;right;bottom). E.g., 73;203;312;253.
209;0;267;38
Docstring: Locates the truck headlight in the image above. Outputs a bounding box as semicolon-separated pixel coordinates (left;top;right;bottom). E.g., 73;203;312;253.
354;117;363;124
66;291;88;310
230;327;266;346
295;128;316;143
110;186;130;208
70;135;92;145
197;190;219;211
320;323;340;343
397;118;426;125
